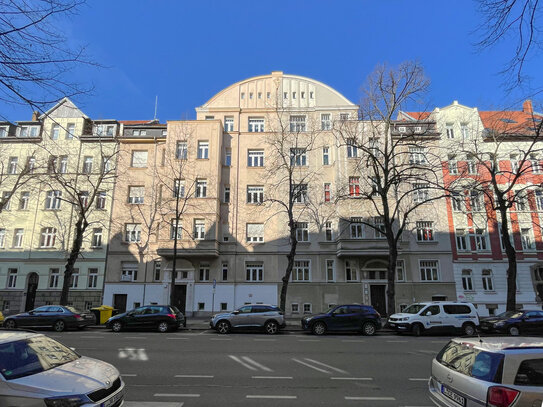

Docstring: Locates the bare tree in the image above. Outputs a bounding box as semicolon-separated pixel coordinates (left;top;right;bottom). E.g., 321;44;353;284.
335;62;446;314
0;0;94;112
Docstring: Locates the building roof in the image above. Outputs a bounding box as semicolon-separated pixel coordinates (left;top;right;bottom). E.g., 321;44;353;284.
401;111;431;121
479;109;542;135
120;120;164;126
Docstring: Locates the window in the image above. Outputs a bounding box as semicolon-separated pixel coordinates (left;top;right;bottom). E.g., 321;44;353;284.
128;186;145;204
323;183;331;202
462;270;474;291
57;155;68;174
456;229;469;251
7;268;17;288
170;218;182;240
246;223;264;242
349;177;360;197
12;228;23;248
40;227;56;248
292;91;296;99
224;117;234;132
416;221;434;242
510;154;519;173
173;179;185;198
79;191;89;207
396;260;405;282
91;228;102;247
460;123;468;138
346;138;358;158
199;264;210;281
196;179;207;198
246;262;263;281
373;216;386;238
326;259;335;281
303;303;312;314
290;148;307;166
131;150;148;168
321;113;331;130
221;263;228;281
515;359;543;386
322;146;330;165
325;221;333;241
224;148;232;166
451;191;464;211
0;127;6;138
88;268;98;288
248;117;265;132
289;115;306;132
482;269;494;291
340;113;350;121
445;123;454;139
102;156;112;173
224;186;230;203
96;191;106;209
295;222;309;242
291;303;299;313
220;303;227;311
247;186;264;204
1;192;11;210
194;219;205;240
8;157;17;174
197;141;209;159
516;191;528;211
175;141;188;159
48;155;58;173
0;228;5;248
82;156;93;174
70;269;79;288
470;191;483;211
448;154;458;175
26;157;35;173
49;268;60;288
345;261;358;281
409;146;427;165
293;260;310;281
291;183;308;203
248;150;264;167
467;154;477;174
121;263;138;282
531;154;541;174
536;189;543;210
66;123;75;139
125;224;141;243
521;228;535;250
205;115;214;120
419;260;439;281
350;217;363;239
19;192;29;210
51;124;60;140
412;183;429;203
474;229;489;251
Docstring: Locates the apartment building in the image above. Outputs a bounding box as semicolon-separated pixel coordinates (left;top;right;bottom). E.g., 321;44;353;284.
0;98;117;314
401;100;543;315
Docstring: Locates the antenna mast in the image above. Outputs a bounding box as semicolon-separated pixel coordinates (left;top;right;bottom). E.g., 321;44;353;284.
154;96;158;120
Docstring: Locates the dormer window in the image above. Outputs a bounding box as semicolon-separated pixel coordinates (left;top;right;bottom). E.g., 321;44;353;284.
0;127;7;138
398;126;406;133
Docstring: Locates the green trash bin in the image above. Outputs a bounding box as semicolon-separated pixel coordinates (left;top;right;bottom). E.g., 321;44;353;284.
91;305;115;324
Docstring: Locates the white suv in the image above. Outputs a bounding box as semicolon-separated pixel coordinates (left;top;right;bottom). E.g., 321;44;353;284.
388;302;479;336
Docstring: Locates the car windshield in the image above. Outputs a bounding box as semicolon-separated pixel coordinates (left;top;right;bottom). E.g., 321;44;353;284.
0;336;79;380
495;311;523;319
403;304;426;314
65;306;80;313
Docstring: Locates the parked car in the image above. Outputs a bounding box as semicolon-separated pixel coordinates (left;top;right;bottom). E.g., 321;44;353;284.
0;329;125;406
388;301;479;336
0;311;4;325
301;304;382;336
210;304;285;334
429;337;543;407
3;305;96;332
106;305;185;333
480;310;543;336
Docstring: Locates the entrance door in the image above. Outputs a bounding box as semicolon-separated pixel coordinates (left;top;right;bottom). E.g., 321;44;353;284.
172;285;186;314
25;273;39;311
370;285;387;316
113;294;128;313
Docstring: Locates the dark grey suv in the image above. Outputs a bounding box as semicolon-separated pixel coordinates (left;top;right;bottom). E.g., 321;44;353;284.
210;304;286;334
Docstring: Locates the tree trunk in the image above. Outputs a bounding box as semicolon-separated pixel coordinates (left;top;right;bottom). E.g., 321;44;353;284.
280;215;297;312
386;241;398;316
500;208;517;311
60;214;88;305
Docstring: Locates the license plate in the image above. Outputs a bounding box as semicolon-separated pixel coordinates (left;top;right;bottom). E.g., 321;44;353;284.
102;389;124;407
441;384;465;406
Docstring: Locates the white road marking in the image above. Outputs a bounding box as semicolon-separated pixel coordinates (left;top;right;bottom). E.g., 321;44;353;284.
418;350;437;354
125;336;147;339
122;374;138;377
386;340;408;343
83;336;104;339
246;395;297;399
167;337;188;340
252;376;293;379
154;394;200;398
241;356;273;372
124;402;184;407
345;396;396;401
304;358;348;374
298;339;320;342
254;338;277;341
229;355;257;371
331;377;373;381
341;340;365;343
292;358;330;373
409;378;429;381
174;375;214;378
210;338;231;341
431;341;446;343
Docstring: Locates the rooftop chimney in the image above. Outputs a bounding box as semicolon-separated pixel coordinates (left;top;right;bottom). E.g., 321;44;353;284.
523;99;533;114
32;111;40;121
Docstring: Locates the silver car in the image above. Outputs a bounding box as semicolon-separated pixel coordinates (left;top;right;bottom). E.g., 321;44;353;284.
0;330;124;406
429;337;543;407
210;304;286;334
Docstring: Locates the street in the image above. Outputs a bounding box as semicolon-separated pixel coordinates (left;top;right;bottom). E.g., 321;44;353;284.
48;329;450;407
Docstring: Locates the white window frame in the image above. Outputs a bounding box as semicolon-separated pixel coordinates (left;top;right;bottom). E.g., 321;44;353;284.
482;269;494;291
13;228;24;248
70;269;79;288
396;260;405;282
326;259;335;282
19;191;29;210
321;113;331;130
96;191;106;209
246;262;263;281
322;146;330;165
8;157;17;174
125;223;142;243
289;115;306;132
82;156;93;174
292;184;308;203
248;117;265;132
521;227;535;251
293;260;310;281
197;141;209;159
350;218;363;239
325;221;333;241
419;260;440;281
246;223;264;243
88;268;98;288
92;228;103;247
121;263;138;282
295;222;309;242
128;186;145;204
7;268;17;288
412;183;429;203
248;150;264;167
170;219;182;240
40;227;56;248
176;141;188;159
224;116;234;132
408;146;427;165
199;264;210;281
196;179;207;198
49;268;60;288
462;269;474;291
455;228;470;251
131;150;148;168
416;221;435;242
0;228;5;248
45;190;62;210
474;229;489;251
194;219;205;240
345;261;358;281
446;123;454;139
290;148;307;166
247;186;264;204
346;138;358;158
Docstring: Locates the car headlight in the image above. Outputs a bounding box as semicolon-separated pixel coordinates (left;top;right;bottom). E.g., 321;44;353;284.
401;317;410;321
44;395;88;407
304;317;313;322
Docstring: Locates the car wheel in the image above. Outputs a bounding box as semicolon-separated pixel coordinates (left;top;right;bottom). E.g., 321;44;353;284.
157;321;169;333
412;323;423;337
111;321;122;333
264;321;278;335
312;321;327;336
462;323;476;336
53;320;65;332
4;319;16;329
508;325;520;336
362;322;376;336
216;320;231;334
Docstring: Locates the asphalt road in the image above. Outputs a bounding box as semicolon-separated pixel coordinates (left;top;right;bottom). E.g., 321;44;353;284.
48;329;451;407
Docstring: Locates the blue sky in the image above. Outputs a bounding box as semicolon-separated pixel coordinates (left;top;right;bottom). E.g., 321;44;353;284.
4;0;542;121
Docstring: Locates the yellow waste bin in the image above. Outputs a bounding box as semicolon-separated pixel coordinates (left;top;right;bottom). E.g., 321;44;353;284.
91;305;115;324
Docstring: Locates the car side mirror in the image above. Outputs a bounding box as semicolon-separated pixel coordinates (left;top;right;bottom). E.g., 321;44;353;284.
425;311;432;316
232;310;239;315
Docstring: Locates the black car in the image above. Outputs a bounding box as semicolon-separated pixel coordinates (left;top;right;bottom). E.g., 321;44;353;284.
3;305;96;332
106;305;185;333
301;304;382;335
480;310;543;336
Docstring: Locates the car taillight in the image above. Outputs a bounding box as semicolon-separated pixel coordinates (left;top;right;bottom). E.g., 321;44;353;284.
487;386;520;407
167;313;176;319
74;314;82;320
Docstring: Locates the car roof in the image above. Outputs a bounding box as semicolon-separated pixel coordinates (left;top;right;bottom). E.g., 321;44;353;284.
412;302;474;306
451;337;543;352
0;330;42;344
240;304;277;307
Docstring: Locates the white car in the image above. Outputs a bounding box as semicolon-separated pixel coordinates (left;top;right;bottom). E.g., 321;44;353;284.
0;329;124;406
388;301;479;336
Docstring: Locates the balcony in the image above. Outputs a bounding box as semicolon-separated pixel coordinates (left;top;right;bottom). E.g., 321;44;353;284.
335;238;408;257
157;239;219;258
